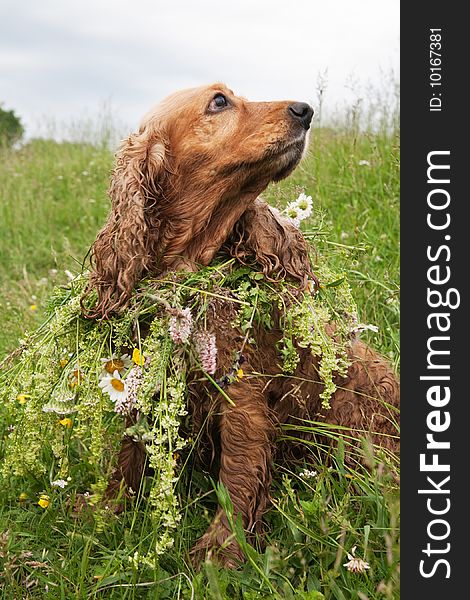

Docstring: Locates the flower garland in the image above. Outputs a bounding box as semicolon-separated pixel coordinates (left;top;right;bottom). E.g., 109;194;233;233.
0;193;367;564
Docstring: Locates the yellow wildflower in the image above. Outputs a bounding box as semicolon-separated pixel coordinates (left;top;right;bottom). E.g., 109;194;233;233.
29;304;38;311
236;368;244;379
38;494;50;509
58;417;73;428
59;357;69;368
17;393;30;405
132;348;145;366
18;492;28;502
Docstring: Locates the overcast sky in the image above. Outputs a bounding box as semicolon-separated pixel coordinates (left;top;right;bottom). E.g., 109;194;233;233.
0;0;399;140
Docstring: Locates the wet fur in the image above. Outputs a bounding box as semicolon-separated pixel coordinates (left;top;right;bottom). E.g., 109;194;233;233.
85;83;400;567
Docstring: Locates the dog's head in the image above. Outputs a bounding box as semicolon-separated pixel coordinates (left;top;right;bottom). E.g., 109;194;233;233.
85;84;314;318
140;83;312;190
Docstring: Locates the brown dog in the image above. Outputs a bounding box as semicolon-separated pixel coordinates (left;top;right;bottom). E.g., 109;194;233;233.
85;83;399;567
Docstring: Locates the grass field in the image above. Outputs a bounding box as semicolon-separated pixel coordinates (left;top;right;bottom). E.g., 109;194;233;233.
0;115;399;599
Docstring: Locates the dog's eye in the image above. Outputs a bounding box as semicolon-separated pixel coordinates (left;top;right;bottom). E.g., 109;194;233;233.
208;94;229;112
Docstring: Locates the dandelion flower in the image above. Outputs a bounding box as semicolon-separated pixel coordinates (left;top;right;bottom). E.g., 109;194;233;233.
58;417;73;428
343;546;370;573
169;307;193;344
100;353;132;375
38;494;50;509
99;369;129;408
29;304;37;311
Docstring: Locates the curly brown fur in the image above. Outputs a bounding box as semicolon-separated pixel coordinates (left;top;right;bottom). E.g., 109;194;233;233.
86;83;399;567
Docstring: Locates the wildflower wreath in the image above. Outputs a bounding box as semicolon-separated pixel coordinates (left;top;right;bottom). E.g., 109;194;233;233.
0;193;361;562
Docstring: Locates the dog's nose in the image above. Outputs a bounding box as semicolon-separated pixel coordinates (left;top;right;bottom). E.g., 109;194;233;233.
288;102;314;130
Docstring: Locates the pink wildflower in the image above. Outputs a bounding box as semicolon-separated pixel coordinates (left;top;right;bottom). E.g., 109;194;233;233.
195;331;217;374
115;365;143;415
169;307;193;344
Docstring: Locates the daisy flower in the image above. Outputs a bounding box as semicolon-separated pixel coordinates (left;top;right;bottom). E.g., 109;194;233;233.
100;353;132;375
283;192;313;227
99;370;129;408
284;203;302;228
343;546;370;574
294;192;313;219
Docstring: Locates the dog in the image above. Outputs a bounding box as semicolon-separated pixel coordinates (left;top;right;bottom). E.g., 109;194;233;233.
84;83;400;567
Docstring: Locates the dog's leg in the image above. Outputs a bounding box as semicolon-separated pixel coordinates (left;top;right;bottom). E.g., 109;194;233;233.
104;412;147;510
325;341;400;459
191;376;275;568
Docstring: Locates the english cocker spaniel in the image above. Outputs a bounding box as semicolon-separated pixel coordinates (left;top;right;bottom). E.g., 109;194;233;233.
84;83;400;567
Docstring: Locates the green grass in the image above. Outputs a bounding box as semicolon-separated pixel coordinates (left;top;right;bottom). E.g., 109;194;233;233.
0;121;399;599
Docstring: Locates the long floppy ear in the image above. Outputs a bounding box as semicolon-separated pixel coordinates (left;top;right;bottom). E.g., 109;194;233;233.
83;126;167;318
224;199;317;290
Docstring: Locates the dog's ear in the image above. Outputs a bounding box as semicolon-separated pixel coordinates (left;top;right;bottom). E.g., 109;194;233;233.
83;126;167;318
225;199;316;289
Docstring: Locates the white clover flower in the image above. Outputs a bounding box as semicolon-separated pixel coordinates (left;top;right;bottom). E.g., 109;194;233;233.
99;369;129;410
358;160;371;166
343;546;370;573
169;307;193;344
51;479;68;488
100;353;132;375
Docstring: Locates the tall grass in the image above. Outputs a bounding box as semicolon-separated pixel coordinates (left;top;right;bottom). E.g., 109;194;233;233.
0;102;399;598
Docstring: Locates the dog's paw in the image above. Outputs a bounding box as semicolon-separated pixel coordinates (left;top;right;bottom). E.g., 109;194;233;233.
190;519;244;569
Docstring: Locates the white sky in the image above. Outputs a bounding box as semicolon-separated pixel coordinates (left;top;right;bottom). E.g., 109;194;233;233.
0;0;399;139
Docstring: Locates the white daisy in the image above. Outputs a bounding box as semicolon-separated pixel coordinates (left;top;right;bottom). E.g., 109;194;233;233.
294;192;313;219
99;370;128;405
100;353;132;375
284;203;302;228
